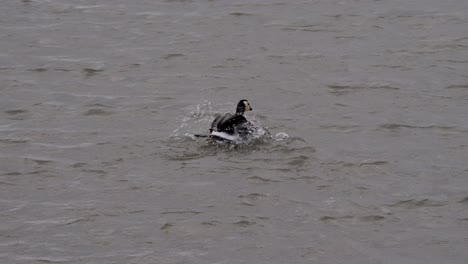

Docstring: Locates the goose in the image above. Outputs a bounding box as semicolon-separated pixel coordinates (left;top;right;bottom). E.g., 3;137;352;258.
195;99;254;142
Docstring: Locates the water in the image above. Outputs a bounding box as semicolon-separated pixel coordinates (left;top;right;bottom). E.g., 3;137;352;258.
1;0;468;263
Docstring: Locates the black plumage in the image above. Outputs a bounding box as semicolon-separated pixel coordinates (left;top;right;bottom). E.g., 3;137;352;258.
209;99;253;136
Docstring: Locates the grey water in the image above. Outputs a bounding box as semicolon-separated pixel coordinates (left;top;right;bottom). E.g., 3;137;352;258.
1;0;468;263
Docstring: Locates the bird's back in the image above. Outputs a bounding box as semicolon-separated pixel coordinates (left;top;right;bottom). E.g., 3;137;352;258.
210;113;248;135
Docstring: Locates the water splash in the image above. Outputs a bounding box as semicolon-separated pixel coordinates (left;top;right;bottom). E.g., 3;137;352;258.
165;102;310;161
170;101;217;138
275;132;289;141
170;101;275;145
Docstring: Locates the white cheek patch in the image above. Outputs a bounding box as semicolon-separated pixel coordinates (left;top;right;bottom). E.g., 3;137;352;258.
244;101;252;111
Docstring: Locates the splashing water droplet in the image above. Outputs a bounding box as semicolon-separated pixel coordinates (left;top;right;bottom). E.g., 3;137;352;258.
275;132;289;141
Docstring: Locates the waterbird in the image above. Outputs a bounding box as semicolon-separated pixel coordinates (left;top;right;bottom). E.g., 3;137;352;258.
195;99;254;142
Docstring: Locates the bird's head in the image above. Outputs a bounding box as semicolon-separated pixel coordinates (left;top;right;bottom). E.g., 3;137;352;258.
236;99;252;114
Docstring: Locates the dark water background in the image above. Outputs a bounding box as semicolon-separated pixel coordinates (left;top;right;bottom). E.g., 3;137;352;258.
1;0;468;263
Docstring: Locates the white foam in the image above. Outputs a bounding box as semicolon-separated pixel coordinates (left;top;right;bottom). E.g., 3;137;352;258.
275;132;289;141
211;131;240;142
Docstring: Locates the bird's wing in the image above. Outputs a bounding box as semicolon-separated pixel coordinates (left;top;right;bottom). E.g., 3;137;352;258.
210;114;224;133
211;114;247;134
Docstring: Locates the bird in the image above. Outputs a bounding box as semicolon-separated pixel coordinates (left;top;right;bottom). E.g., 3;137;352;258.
209;99;253;137
193;99;256;142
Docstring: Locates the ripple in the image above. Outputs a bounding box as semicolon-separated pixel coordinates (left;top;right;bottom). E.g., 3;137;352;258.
83;108;113;116
446;84;468;89
82;68;104;77
229;12;254;16
232;220;256;227
359;215;385;222
0;138;29;144
319;124;360;133
247;175;280;183
327;83;400;95
28;68;48;72
32;142;94;149
457;197;468;204
201;221;220;226
162;53;185;60
24;216;96;225
286;155;309;167
320;215;354;222
160;223;174;230
379;123;468;133
4;109;28;115
388;199;448;209
268;137;315;154
238;193;267;201
161;210;202;215
358;160;388;167
18;256;74;263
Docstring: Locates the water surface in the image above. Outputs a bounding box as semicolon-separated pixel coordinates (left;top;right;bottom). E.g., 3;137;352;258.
1;0;468;263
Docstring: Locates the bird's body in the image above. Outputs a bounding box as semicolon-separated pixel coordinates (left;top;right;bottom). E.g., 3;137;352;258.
195;99;255;142
210;113;249;135
209;99;253;136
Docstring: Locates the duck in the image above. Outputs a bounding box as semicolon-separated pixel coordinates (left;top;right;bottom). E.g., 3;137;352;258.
209;99;254;138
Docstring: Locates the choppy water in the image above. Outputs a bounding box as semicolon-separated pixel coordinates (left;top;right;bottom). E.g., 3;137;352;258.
1;0;468;263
